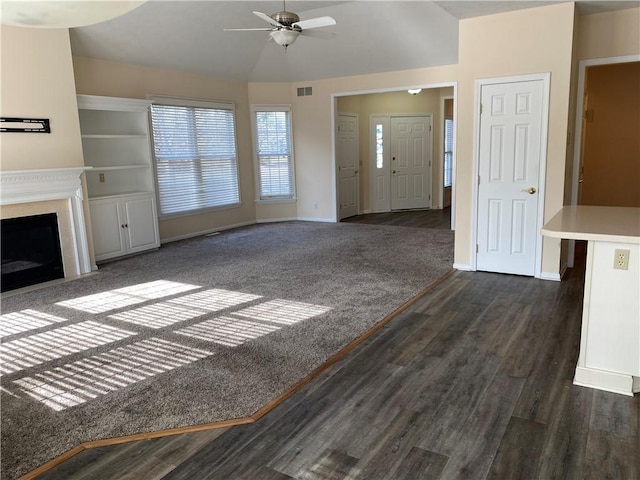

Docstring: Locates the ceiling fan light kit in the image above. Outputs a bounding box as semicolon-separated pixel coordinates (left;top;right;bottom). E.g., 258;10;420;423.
408;89;423;95
270;29;301;47
224;1;336;50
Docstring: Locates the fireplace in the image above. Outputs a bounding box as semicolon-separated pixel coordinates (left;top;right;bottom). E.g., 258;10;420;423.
0;168;92;287
1;213;65;292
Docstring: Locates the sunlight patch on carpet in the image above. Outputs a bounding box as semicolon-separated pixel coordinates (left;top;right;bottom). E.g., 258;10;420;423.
0;310;69;339
0;322;137;376
55;280;201;314
175;316;281;347
234;299;332;325
168;289;262;312
13;338;213;411
109;303;206;329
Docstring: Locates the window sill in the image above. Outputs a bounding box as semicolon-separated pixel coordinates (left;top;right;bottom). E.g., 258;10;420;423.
255;198;297;205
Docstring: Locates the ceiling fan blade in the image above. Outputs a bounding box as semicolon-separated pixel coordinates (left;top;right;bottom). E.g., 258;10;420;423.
224;28;273;31
300;30;335;40
292;16;336;30
253;11;283;28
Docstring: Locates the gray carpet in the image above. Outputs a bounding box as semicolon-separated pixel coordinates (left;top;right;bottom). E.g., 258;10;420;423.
0;221;453;479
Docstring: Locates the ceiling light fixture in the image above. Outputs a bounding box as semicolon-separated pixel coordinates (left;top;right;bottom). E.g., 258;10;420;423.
408;89;422;95
1;1;146;28
270;28;301;48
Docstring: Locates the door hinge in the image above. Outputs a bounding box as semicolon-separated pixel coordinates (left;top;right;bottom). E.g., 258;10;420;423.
429;125;432;132
476;244;479;253
480;103;483;114
478;176;481;185
337;125;341;131
429;194;431;200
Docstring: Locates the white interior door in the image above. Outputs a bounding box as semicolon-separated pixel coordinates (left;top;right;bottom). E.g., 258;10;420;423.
337;114;359;219
390;116;432;210
476;79;545;276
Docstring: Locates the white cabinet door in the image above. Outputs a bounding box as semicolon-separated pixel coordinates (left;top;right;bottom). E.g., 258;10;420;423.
90;198;127;261
90;194;160;262
123;195;160;254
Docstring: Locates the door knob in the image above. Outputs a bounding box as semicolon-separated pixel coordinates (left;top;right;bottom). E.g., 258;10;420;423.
392;170;398;174
522;187;537;194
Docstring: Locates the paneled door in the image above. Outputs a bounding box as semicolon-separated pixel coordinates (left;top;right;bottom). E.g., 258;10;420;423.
337;114;359;219
476;79;545;276
390;116;432;210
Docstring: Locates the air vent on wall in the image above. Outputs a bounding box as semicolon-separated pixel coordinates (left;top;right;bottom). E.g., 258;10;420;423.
297;87;313;97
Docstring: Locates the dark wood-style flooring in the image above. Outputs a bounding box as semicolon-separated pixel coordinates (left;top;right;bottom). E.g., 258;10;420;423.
35;213;639;480
342;208;452;230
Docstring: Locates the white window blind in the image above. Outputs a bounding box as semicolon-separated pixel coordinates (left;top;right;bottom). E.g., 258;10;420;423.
253;106;295;200
444;118;454;188
149;97;240;217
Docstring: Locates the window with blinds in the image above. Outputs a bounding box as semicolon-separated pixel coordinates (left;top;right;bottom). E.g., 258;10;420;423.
252;106;295;201
149;97;240;217
444;118;454;188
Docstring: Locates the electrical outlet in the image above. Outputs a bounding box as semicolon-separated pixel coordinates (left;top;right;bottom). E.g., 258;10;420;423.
99;173;105;183
613;248;630;270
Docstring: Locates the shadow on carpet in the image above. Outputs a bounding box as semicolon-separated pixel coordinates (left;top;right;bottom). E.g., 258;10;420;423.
0;221;454;479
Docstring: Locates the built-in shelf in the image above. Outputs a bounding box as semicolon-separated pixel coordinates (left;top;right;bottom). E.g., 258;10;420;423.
77;94;160;263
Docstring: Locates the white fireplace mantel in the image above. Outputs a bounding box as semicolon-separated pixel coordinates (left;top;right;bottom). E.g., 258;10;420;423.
1;167;93;276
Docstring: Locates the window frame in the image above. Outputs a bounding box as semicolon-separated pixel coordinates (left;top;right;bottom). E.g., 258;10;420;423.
148;95;242;219
251;104;296;204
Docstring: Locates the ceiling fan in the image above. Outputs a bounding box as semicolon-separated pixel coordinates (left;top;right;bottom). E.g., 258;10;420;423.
224;1;337;49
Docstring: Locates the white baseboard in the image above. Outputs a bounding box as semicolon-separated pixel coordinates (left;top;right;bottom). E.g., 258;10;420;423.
574;366;636;396
539;271;562;282
255;217;298;224
453;263;473;271
296;216;335;223
160;220;256;244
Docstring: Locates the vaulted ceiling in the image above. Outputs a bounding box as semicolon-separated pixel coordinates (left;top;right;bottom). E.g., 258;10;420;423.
68;1;639;83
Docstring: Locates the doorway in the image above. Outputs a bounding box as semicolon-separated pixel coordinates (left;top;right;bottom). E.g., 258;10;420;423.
579;61;639;207
475;74;550;277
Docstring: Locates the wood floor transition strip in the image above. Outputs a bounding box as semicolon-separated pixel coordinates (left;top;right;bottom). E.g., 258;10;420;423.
21;269;455;480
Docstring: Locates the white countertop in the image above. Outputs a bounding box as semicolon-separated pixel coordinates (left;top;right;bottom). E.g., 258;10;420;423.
542;206;640;244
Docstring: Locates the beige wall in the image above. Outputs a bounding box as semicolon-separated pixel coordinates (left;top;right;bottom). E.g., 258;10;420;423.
337;87;453;212
249;65;458;222
577;7;640;60
73;56;257;241
247;82;298;221
1;27;90;275
1;27;83;170
581;61;640;207
456;3;575;276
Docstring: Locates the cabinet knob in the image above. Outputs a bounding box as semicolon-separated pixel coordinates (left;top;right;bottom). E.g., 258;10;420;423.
125;224;129;228
121;224;125;229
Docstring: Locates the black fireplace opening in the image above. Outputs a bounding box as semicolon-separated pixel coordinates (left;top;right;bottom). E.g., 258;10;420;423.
1;213;64;292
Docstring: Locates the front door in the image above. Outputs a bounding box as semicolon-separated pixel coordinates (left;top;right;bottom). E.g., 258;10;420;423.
337;114;359;219
390;116;432;210
476;79;545;276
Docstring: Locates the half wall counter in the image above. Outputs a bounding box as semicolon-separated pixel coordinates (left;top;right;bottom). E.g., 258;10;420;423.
542;205;640;396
